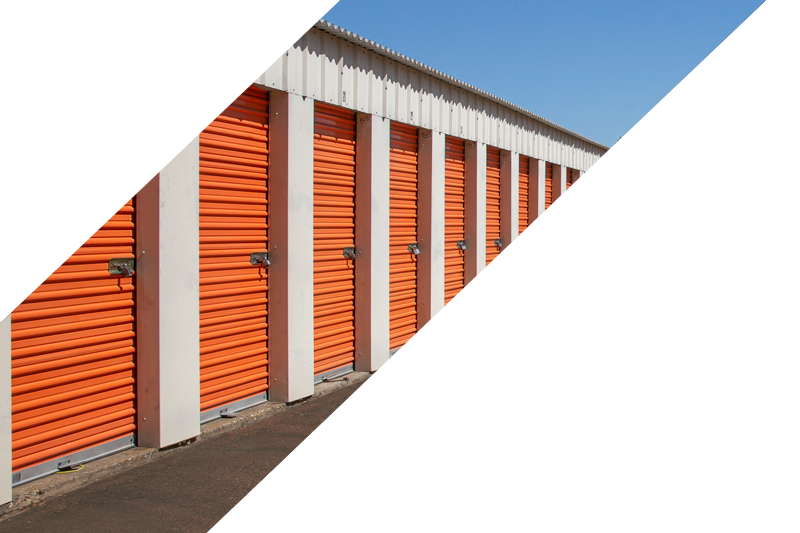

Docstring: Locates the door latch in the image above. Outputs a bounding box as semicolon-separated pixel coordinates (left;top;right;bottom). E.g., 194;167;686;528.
343;247;356;260
108;258;135;277
250;252;270;267
456;240;467;251
494;238;503;248
407;243;420;256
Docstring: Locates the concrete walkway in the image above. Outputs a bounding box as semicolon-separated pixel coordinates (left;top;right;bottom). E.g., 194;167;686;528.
0;375;368;533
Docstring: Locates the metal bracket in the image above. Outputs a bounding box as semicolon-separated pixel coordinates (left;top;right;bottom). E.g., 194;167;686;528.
407;242;420;256
57;463;84;473
108;258;135;277
494;238;503;248
456;240;467;251
250;252;270;267
343;247;356;260
322;376;349;383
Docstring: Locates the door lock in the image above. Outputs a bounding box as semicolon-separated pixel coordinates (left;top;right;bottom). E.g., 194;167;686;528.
108;258;135;278
407;243;420;256
456;240;467;251
250;252;270;267
343;247;356;260
494;238;503;248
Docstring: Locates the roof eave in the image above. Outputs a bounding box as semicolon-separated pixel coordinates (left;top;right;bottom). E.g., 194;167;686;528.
314;19;610;152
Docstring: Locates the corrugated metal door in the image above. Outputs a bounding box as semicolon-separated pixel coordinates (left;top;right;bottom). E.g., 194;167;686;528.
389;123;419;352
485;147;502;265
518;155;529;235
313;103;357;378
545;162;554;209
444;137;466;305
566;168;574;190
198;86;270;417
11;199;137;480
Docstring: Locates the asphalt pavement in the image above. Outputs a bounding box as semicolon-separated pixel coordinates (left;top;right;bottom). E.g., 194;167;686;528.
0;378;366;533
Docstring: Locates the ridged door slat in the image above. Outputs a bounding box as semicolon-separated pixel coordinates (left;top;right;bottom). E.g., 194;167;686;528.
518;155;529;235
486;147;502;265
314;103;357;375
444;137;466;304
566;168;573;190
11;200;137;472
389;123;419;351
199;85;269;412
545;162;554;209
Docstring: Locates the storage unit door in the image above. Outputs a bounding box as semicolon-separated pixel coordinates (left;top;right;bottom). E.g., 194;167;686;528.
444;137;467;305
485;147;502;265
545;162;554;209
566;168;574;190
198;85;269;419
11;200;137;484
313;103;357;379
518;155;529;235
389;122;419;352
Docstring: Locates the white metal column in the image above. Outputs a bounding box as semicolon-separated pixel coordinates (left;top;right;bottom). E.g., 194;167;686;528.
354;113;391;372
268;91;315;402
417;129;445;328
530;158;546;224
0;315;10;504
465;141;486;284
500;150;519;247
136;138;201;450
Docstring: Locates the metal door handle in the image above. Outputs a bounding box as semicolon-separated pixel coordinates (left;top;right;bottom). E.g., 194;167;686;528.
250;252;270;267
109;258;135;277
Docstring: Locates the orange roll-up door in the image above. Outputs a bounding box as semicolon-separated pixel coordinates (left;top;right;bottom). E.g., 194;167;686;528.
566;168;574;190
444;137;466;305
485;147;502;265
313;103;357;378
11;199;137;480
389;122;419;352
545;162;554;209
199;86;269;417
518;155;529;235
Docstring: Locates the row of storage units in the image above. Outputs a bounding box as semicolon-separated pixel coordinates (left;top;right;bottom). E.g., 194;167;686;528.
7;85;584;488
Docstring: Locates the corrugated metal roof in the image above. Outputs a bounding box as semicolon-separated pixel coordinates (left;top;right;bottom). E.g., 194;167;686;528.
315;20;609;151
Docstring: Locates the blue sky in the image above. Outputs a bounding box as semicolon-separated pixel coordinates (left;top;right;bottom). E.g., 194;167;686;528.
321;0;765;147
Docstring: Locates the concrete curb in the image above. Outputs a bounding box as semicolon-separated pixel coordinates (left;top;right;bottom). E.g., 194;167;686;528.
0;371;370;522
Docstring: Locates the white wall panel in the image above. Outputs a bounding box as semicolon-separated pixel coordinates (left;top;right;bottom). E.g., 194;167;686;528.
302;36;319;100
369;54;385;116
341;42;355;110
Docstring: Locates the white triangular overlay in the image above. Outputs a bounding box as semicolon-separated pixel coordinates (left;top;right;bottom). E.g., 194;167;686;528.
0;1;337;322
211;1;800;531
